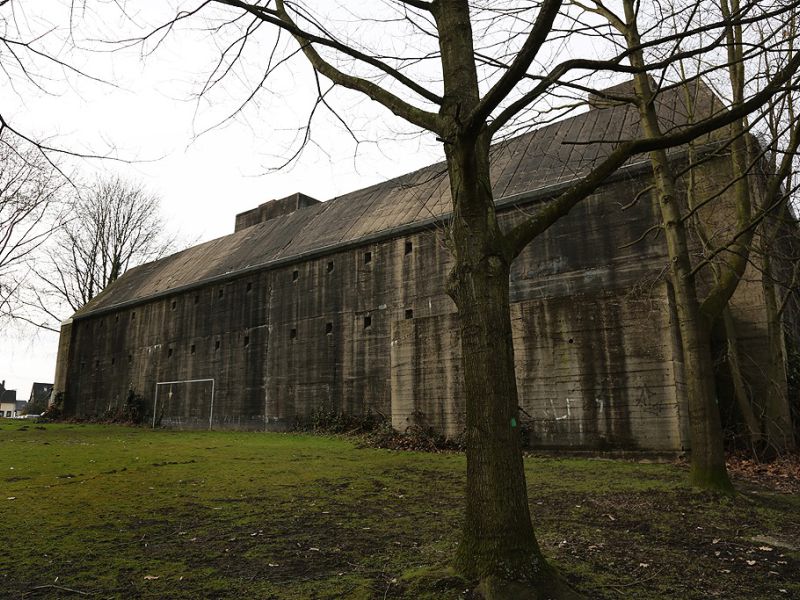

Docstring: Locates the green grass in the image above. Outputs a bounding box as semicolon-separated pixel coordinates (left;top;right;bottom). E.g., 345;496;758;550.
0;420;797;599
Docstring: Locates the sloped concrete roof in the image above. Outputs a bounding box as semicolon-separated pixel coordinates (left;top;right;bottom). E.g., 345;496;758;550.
75;81;720;318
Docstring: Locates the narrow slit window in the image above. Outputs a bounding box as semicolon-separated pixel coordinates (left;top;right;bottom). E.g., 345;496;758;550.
325;322;333;335
364;251;372;264
168;348;174;358
131;312;136;321
363;315;372;329
218;288;224;299
190;344;196;355
215;340;221;351
290;328;297;340
327;261;334;273
111;357;115;365
292;270;299;282
404;241;413;255
127;354;132;364
405;309;414;320
171;300;177;311
244;335;250;347
246;282;253;292
194;295;199;305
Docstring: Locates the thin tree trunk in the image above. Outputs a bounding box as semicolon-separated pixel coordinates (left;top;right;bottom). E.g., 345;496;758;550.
761;251;797;453
721;307;764;451
622;1;733;491
647;132;732;492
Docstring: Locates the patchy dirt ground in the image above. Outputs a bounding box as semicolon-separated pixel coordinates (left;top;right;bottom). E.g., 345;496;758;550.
726;452;800;494
0;421;797;599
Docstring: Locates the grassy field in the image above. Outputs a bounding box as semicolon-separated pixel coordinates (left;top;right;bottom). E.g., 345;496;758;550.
0;420;797;599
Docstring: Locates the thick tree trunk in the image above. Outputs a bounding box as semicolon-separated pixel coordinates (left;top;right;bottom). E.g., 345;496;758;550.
444;136;570;598
450;256;549;588
430;3;569;595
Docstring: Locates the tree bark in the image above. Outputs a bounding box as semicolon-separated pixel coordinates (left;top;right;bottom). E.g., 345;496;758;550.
721;307;764;450
444;134;566;598
643;117;733;493
431;3;568;595
621;0;733;492
760;251;797;453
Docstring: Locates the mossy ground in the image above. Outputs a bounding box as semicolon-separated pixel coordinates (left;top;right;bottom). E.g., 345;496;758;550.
0;420;797;599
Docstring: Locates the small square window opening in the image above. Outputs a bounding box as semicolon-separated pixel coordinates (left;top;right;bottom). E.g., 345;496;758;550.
364;251;372;264
405;309;414;320
325;322;333;335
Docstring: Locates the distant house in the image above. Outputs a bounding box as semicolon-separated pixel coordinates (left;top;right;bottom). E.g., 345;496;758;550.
1;381;18;418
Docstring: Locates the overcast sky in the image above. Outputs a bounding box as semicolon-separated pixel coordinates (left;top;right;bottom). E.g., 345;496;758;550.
0;2;445;397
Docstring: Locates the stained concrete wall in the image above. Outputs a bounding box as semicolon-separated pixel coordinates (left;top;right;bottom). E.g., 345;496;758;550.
56;152;781;451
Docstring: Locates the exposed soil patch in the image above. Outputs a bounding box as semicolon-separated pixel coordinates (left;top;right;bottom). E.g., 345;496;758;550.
726;453;800;494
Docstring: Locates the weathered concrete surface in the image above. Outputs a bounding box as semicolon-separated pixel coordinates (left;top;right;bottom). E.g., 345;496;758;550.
53;82;790;451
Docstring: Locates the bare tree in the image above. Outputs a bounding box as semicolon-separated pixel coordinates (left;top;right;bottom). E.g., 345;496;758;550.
103;1;800;595
0;129;67;322
0;0;110;160
576;0;800;491
30;176;177;330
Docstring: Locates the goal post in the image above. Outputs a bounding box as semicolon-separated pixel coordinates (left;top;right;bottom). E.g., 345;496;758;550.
152;378;215;430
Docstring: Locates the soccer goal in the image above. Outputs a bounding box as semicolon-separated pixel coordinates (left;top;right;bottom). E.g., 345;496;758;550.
152;378;215;430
